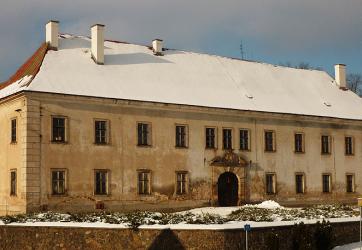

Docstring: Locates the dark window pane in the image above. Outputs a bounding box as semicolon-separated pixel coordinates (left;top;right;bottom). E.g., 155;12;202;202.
95;121;107;144
265;131;274;151
295;134;303;153
345;137;353;155
95;171;107;195
322;175;330;193
205;128;215;149
346;175;354;193
240;130;249;150
52;117;66;142
266;174;275;194
11;119;17;143
176;173;187;195
296;174;304;194
223;129;232;149
321;136;330;154
52;170;66;195
138;172;150;195
137;123;149;146
10;171;16;196
176;126;186;147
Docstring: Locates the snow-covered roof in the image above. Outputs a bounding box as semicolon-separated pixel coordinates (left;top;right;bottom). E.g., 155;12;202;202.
1;35;362;120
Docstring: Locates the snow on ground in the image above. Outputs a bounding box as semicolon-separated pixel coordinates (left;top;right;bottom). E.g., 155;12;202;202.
333;242;362;250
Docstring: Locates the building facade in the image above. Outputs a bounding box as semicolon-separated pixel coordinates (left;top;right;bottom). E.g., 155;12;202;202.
0;21;361;215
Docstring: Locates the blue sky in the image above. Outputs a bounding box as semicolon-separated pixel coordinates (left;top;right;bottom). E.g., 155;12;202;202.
0;0;361;82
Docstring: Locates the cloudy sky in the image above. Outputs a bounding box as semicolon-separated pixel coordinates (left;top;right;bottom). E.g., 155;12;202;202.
0;0;361;82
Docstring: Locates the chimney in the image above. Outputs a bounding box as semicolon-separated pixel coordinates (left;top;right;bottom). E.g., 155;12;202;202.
46;20;59;50
334;64;347;90
152;39;163;56
91;24;105;65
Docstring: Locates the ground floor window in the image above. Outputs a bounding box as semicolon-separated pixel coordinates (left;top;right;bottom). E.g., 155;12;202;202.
322;174;331;193
295;174;305;194
10;170;17;196
52;170;66;195
94;170;108;195
266;173;276;194
346;174;355;193
138;170;151;195
176;172;188;195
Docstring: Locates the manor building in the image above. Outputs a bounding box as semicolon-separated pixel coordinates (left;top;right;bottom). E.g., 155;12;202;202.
0;21;362;214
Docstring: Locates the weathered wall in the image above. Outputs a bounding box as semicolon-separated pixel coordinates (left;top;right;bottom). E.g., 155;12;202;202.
0;221;359;249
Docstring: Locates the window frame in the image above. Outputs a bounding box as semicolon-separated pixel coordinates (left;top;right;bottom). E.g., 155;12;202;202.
264;130;276;152
10;169;17;196
51;116;68;143
94;119;110;145
321;135;331;155
137;169;151;195
175;124;188;148
222;128;233;150
345;136;354;156
205;127;217;149
346;174;355;193
94;169;109;196
295;173;305;194
322;173;331;193
51;169;67;196
137;122;152;147
265;172;276;195
175;171;188;195
294;132;305;153
239;129;251;151
10;118;17;144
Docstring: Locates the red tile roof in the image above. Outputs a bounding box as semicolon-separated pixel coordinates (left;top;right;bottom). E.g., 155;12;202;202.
0;43;48;90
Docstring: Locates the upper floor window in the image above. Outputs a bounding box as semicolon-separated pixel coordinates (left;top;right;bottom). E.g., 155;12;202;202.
321;135;331;154
176;171;188;195
11;118;17;143
322;174;331;193
137;123;151;146
294;133;304;153
266;173;276;194
205;127;216;149
346;174;355;193
95;120;108;144
52;170;66;195
10;170;17;196
52;117;66;142
240;129;250;151
223;128;232;150
175;125;188;148
264;130;276;152
345;136;354;155
138;170;151;195
94;170;108;195
295;173;305;194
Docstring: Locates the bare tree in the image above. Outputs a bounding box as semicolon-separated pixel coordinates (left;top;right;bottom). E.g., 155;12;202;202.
347;73;362;95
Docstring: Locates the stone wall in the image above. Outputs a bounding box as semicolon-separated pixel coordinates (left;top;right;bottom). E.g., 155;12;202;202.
0;221;360;249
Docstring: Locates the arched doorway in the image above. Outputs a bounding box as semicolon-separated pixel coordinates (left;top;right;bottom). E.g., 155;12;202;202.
218;172;238;206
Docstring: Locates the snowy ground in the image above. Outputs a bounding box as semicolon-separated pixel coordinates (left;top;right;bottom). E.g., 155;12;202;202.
333;242;362;250
0;201;359;230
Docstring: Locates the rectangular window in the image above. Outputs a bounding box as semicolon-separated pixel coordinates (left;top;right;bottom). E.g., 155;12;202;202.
322;174;331;193
137;123;151;146
223;129;232;150
94;170;108;195
11;119;17;143
265;131;275;152
294;133;304;153
345;137;354;155
95;120;108;144
138;171;151;195
266;173;276;194
10;170;17;196
175;125;187;148
176;172;188;195
52;170;66;195
240;129;250;151
295;174;305;194
52;117;66;142
346;174;354;193
321;135;330;154
205;127;216;149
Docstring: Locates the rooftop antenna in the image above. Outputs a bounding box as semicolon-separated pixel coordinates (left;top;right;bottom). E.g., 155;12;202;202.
240;40;245;60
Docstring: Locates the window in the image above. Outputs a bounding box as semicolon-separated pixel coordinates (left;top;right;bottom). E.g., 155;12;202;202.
176;172;188;195
94;170;108;195
346;174;355;193
322;174;331;193
95;120;108;144
175;125;188;148
321;135;330;154
240;129;250;151
266;173;276;194
52;170;66;195
11;118;17;143
52;117;66;142
295;174;305;194
138;171;151;195
205;127;216;149
265;131;275;152
10;170;17;196
223;129;232;150
137;123;151;146
294;133;304;153
345;136;354;155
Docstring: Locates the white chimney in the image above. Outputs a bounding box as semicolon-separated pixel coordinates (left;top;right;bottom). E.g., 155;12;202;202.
152;39;163;55
334;64;347;90
46;20;59;50
91;24;105;65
